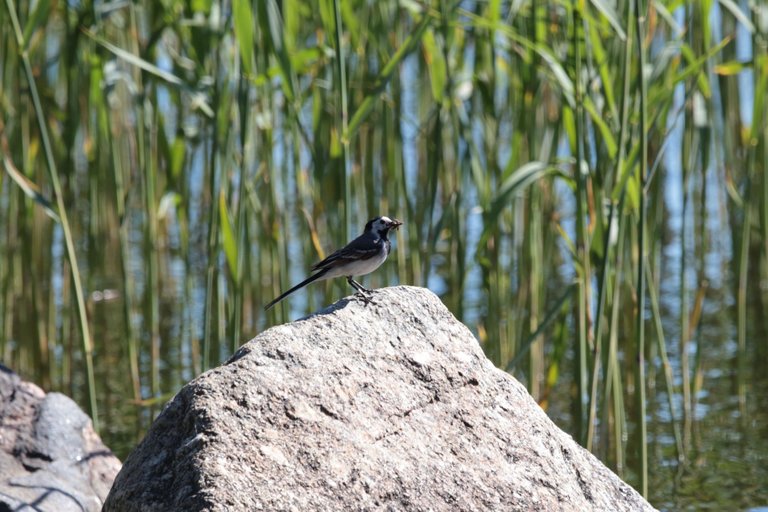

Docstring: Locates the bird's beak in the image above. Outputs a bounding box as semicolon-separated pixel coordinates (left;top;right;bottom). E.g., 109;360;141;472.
390;219;403;230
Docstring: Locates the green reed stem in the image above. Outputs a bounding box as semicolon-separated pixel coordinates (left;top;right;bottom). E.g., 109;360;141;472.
0;182;7;359
571;0;590;445
203;168;219;370
645;255;683;461
606;210;629;474
598;0;633;468
333;0;351;239
203;46;223;370
233;74;249;351
110;109;141;402
4;0;99;431
142;109;161;402
587;196;617;451
737;153;754;413
634;0;649;497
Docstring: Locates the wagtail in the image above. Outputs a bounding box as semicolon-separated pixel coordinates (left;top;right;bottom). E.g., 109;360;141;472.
264;216;402;310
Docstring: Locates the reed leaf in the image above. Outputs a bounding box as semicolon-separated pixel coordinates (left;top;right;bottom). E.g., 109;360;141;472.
233;0;256;77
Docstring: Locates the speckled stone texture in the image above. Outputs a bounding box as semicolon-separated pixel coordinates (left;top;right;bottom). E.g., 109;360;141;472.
104;286;656;512
0;365;121;511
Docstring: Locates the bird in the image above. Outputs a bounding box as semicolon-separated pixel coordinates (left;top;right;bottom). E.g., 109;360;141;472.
264;216;403;311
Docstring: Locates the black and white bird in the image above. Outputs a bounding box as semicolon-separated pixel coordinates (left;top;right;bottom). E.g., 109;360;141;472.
264;216;403;311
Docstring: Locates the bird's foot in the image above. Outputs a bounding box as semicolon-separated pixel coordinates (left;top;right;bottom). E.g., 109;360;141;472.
354;290;376;306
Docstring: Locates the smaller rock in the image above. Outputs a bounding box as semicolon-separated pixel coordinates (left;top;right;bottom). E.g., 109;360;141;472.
0;364;122;511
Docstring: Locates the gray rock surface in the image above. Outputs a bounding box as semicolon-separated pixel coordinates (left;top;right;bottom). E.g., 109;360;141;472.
0;365;121;511
104;286;656;511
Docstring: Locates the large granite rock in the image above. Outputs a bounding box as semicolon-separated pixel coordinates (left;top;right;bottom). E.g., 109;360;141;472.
104;286;656;511
0;365;121;511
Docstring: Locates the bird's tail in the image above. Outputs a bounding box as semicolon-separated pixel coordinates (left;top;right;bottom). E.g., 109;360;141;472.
264;269;329;311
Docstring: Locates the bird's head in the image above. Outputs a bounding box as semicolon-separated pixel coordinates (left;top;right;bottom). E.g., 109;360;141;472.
365;216;403;236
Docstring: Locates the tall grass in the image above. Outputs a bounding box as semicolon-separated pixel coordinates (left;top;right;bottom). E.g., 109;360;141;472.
1;0;766;504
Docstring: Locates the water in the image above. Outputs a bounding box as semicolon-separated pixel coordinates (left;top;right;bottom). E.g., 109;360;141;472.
2;2;766;510
82;99;765;512
81;154;767;510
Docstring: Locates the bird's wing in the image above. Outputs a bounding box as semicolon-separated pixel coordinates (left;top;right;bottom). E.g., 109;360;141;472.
311;234;382;271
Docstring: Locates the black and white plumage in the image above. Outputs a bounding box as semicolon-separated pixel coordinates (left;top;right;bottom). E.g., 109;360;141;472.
264;216;403;311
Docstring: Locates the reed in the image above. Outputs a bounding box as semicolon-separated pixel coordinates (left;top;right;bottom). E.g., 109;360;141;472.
634;0;649;495
3;0;99;431
1;0;766;505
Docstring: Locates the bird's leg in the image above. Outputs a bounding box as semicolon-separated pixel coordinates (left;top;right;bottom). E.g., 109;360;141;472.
347;277;374;304
347;277;373;294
